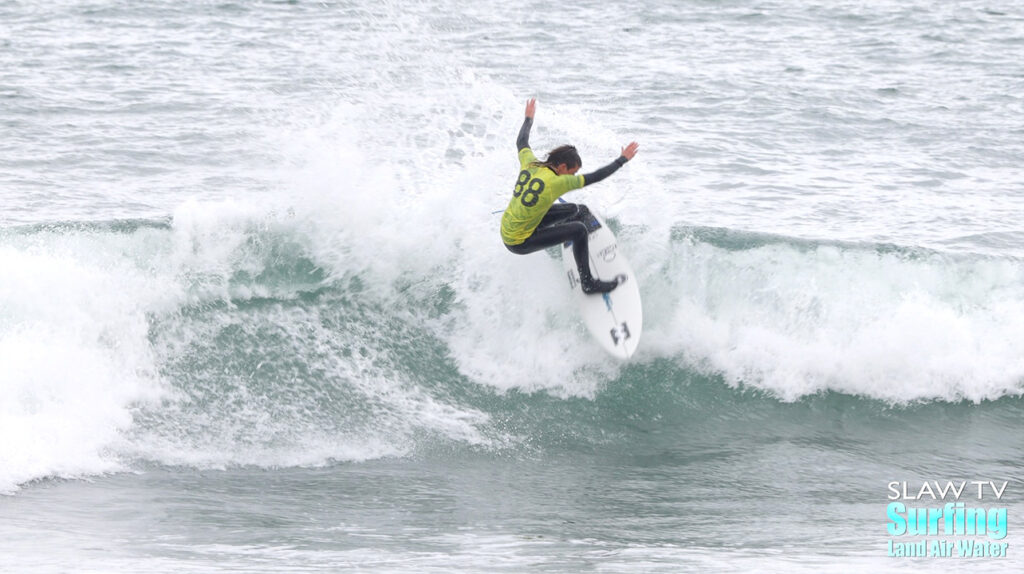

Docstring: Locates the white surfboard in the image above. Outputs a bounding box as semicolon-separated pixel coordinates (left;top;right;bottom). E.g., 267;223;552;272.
562;210;643;359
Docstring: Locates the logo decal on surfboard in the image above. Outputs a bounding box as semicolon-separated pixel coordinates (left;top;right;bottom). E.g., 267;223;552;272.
596;244;618;262
610;322;631;345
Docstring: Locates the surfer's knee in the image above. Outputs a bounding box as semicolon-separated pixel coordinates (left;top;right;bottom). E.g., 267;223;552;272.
566;221;589;244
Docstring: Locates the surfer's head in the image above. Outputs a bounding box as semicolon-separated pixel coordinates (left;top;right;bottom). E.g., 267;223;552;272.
542;145;581;175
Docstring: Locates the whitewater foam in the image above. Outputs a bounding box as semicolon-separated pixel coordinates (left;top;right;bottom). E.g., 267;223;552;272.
0;237;168;493
645;231;1024;403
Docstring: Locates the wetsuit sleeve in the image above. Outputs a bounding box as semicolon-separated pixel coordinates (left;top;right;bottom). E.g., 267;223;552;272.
580;156;628;187
517;117;533;151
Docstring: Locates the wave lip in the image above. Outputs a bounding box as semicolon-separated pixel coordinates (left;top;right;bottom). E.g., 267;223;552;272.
647;226;1024;404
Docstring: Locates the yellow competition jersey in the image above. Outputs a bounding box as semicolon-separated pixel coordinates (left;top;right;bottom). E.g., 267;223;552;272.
500;148;585;245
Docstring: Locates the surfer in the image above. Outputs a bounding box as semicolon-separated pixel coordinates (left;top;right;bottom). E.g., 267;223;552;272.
501;98;639;294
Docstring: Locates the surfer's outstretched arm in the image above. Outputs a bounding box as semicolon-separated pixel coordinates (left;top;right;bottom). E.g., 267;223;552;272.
517;98;536;151
581;142;640;186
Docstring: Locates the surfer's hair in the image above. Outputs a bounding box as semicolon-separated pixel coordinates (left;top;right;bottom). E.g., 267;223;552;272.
535;145;581;171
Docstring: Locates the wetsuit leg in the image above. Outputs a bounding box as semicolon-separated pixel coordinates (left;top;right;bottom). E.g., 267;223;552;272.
504;220;619;294
536;203;580;228
504;219;587;258
506;204;585;267
544;203;598;231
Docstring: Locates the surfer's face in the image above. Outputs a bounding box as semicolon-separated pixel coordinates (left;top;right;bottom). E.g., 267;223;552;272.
555;163;580;176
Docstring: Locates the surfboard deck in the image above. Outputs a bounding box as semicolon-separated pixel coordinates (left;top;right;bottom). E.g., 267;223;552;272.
561;210;643;359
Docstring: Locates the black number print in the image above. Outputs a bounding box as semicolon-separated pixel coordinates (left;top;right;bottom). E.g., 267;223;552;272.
513;170;545;207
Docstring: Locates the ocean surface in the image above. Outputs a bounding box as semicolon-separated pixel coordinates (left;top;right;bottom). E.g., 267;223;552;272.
2;0;1023;572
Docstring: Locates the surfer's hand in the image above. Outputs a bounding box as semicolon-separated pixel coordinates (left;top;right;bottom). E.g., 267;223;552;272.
525;98;536;119
620;141;639;161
